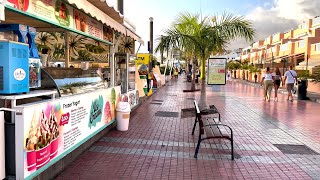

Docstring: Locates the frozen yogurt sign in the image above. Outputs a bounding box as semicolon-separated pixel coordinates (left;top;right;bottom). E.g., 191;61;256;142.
15;87;121;179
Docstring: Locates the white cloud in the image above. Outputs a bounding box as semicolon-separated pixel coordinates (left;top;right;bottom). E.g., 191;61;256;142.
230;0;320;50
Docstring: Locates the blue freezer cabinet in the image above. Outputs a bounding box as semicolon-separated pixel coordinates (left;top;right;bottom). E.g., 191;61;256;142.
0;40;29;94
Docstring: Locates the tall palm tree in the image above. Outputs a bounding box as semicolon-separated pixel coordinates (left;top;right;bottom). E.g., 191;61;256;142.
157;12;255;108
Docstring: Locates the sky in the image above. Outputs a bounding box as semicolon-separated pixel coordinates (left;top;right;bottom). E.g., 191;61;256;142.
108;0;320;54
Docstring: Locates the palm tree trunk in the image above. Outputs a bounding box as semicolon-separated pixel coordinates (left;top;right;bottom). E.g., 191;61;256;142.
190;60;196;90
198;58;207;109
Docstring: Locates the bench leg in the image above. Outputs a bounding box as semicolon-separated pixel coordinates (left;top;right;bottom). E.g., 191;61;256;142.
194;134;201;158
231;138;234;160
191;116;198;135
218;113;221;122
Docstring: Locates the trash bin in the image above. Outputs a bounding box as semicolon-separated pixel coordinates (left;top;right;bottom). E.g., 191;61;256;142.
116;102;131;131
297;79;309;100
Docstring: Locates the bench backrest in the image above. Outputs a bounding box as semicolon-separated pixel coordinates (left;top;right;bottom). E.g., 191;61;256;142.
194;100;204;134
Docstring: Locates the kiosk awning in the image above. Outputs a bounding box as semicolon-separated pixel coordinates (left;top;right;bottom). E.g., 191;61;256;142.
65;0;143;44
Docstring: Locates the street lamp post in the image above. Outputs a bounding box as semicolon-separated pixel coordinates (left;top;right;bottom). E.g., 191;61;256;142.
149;17;153;72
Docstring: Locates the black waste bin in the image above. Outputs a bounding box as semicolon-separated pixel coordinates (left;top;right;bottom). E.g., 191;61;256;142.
297;79;309;100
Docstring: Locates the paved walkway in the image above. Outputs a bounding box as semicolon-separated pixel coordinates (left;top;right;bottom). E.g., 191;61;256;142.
56;76;320;180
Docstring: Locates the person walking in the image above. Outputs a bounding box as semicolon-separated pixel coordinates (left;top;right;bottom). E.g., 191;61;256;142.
260;67;274;102
283;65;298;101
273;67;282;102
226;69;232;83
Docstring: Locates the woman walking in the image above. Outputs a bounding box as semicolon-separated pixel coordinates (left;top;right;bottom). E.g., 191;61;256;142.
273;67;282;102
260;67;274;102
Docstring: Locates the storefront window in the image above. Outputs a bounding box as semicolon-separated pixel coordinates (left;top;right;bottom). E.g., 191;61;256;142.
114;53;128;94
128;55;136;91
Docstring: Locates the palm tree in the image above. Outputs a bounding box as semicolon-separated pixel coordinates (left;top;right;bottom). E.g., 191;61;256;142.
157;12;254;108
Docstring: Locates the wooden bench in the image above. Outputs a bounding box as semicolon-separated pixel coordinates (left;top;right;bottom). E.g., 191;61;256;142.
192;100;234;160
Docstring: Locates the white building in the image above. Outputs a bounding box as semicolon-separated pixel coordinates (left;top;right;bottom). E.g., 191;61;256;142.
211;48;242;62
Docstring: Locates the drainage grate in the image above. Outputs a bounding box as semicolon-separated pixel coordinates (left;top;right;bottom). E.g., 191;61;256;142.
150;102;162;105
181;108;195;118
152;99;164;102
155;111;179;117
186;98;195;100
273;144;319;155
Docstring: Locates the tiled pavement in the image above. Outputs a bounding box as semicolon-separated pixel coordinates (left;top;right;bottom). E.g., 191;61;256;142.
56;77;320;180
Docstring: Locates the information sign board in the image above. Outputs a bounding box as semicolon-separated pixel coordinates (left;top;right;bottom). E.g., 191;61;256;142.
207;58;226;85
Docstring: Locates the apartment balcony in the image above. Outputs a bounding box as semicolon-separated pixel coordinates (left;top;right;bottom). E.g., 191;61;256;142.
252;40;264;49
264;36;272;46
294;40;307;54
284;30;293;39
279;42;294;56
310;43;320;56
293;28;309;38
272;33;284;43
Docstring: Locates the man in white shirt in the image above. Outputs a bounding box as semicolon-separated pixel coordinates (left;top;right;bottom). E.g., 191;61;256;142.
283;65;298;101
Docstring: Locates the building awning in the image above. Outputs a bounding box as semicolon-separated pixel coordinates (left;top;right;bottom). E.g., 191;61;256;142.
66;0;143;44
86;0;123;24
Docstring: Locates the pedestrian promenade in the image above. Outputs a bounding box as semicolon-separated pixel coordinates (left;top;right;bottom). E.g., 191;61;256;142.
56;76;320;180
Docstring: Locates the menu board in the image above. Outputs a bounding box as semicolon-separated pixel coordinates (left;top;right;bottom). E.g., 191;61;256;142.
15;87;121;179
74;9;103;39
207;58;226;85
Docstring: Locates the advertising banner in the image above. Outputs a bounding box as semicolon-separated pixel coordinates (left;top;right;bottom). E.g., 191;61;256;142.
15;87;121;179
7;0;74;28
207;58;226;85
6;0;103;40
136;53;149;66
122;90;139;109
136;53;149;75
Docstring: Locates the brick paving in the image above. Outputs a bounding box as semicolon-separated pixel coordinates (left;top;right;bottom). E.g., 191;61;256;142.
55;77;320;180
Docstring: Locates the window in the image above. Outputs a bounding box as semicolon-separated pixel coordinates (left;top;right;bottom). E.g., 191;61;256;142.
315;43;320;52
298;40;305;48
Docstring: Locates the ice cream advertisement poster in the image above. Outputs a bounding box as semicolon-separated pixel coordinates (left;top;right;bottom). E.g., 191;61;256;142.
15;87;120;179
207;58;226;85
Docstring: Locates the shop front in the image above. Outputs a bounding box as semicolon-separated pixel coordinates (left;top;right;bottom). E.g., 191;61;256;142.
0;0;142;179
